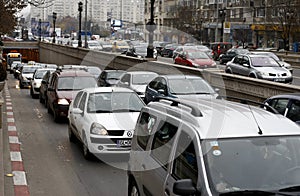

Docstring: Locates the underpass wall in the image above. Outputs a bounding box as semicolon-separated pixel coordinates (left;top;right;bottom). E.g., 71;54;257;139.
39;42;300;102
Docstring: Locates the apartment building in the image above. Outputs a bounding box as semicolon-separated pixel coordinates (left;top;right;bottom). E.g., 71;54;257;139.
146;0;300;49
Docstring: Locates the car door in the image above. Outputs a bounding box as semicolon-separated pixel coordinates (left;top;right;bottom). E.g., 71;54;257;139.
141;120;179;196
73;92;88;141
164;124;205;196
69;91;84;132
238;56;251;76
46;74;57;110
118;73;131;88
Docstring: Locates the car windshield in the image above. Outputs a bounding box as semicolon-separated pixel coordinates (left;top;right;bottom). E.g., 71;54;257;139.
87;92;144;113
187;51;210;59
57;76;96;90
203;136;300;194
251;56;280;67
22;67;39;74
34;70;50;79
168;78;215;95
132;73;157;85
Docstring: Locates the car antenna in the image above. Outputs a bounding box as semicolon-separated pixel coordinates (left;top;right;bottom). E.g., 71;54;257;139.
247;104;263;135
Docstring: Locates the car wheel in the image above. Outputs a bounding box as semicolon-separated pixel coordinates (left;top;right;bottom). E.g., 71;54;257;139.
128;179;140;196
47;101;51;113
225;68;232;74
53;110;60;123
68;125;76;143
82;134;93;160
19;81;23;89
39;93;44;104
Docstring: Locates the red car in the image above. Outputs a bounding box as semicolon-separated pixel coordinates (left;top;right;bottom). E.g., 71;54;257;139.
174;50;217;68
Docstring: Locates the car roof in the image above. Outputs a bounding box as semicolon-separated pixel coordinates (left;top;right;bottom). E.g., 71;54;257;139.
160;74;204;80
268;93;300;100
125;71;158;75
55;70;94;77
147;98;300;139
81;86;136;93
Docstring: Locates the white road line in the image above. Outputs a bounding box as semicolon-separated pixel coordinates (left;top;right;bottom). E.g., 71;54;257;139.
7;118;15;123
7;112;13;116
10;152;22;162
12;171;28;186
8;126;17;131
9;136;20;144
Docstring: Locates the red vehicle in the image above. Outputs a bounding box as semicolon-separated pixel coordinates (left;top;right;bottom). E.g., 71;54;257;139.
174;50;217;68
210;42;233;60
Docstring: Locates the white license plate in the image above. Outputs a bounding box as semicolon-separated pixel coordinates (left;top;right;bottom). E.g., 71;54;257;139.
117;140;131;147
275;78;285;82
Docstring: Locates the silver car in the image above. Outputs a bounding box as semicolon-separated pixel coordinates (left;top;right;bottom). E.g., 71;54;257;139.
225;54;293;83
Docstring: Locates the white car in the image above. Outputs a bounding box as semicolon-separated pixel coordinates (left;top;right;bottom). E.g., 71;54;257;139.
30;68;56;98
68;87;145;160
117;71;159;100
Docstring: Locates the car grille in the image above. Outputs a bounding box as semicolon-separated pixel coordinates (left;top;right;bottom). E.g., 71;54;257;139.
269;73;287;77
90;138;131;144
107;130;125;136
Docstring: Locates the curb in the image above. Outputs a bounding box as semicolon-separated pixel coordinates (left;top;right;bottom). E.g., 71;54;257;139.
4;84;30;196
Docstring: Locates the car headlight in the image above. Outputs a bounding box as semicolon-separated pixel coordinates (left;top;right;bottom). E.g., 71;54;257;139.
192;62;199;67
57;98;69;105
211;62;217;66
90;123;108;135
257;71;268;77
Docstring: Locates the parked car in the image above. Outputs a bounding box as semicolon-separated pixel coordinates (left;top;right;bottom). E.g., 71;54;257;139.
144;75;219;104
128;96;300;196
249;51;293;73
210;42;233;60
68;87;145;160
153;41;171;56
126;45;158;59
174;50;217;68
97;69;126;87
99;40;112;51
161;43;181;57
18;65;40;89
46;70;97;122
86;40;103;50
117;71;159;100
263;93;300;125
225;54;293;83
219;48;249;65
30;67;56;98
111;40;130;53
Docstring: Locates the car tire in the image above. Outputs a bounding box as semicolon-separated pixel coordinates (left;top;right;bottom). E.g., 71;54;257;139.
68;125;76;143
225;68;232;74
53;110;60;123
47;101;51;114
82;134;93;160
128;179;140;196
39;94;44;104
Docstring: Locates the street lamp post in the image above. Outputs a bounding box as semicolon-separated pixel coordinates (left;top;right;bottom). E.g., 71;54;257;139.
84;0;88;48
78;2;83;47
219;9;226;42
146;0;156;58
52;12;57;43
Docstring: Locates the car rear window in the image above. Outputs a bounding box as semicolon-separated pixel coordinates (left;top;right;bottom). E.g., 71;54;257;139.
57;76;96;90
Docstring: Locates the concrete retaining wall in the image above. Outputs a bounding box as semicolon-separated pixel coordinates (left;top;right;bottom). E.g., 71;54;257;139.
39;42;300;102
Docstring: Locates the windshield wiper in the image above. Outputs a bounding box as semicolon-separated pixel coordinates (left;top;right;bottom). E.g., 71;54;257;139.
220;190;292;195
279;185;300;192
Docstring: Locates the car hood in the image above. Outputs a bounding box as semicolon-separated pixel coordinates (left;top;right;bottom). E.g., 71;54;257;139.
57;91;79;101
191;59;215;66
22;73;34;78
255;66;289;73
90;112;140;130
131;84;147;93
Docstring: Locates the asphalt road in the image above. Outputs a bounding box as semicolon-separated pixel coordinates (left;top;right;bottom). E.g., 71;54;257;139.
2;74;128;196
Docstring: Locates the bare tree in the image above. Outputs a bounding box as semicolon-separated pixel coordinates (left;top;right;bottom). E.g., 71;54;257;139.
269;0;300;50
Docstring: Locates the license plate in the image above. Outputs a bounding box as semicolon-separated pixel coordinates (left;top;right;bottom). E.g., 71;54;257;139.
117;140;131;147
275;78;285;82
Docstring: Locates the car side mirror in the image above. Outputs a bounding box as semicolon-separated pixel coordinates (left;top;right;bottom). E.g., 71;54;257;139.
157;89;166;95
173;179;197;196
71;108;83;115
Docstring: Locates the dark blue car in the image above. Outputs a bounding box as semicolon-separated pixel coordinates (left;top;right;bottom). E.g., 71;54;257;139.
144;75;219;104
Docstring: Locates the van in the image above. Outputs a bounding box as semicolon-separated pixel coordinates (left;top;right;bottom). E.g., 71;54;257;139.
210;42;232;60
127;97;300;196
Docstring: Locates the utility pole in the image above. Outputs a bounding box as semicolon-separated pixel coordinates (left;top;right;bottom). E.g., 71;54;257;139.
84;0;88;48
146;0;156;58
